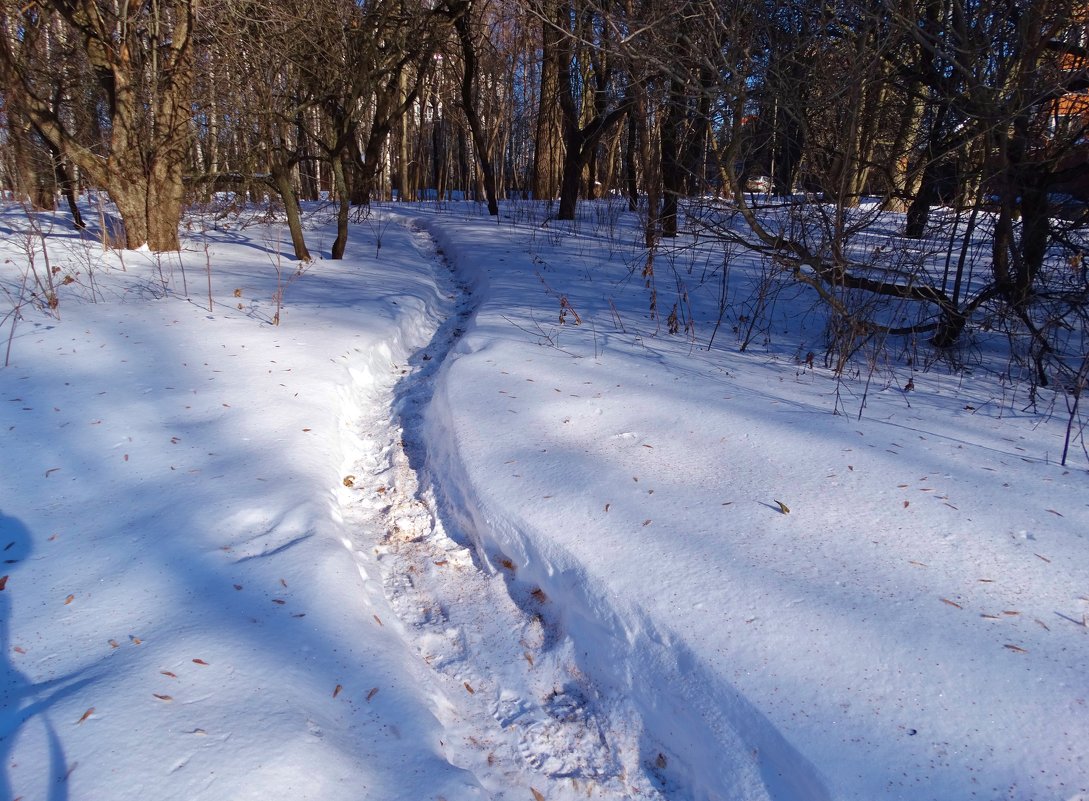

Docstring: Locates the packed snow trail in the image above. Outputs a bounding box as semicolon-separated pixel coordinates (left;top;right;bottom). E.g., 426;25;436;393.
331;213;828;801
335;220;661;800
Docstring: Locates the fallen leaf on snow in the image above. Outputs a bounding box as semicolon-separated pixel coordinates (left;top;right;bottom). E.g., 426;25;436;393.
366;687;379;701
333;684;343;698
1003;644;1028;653
64;594;75;605
940;598;963;609
77;708;95;724
463;682;475;694
153;694;173;702
192;658;209;665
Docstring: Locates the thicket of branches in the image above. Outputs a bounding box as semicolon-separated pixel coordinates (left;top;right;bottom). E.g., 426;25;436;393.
1;0;1088;395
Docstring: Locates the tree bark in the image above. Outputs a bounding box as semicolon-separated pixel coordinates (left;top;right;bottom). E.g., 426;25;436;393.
532;0;563;200
270;163;311;262
451;1;499;215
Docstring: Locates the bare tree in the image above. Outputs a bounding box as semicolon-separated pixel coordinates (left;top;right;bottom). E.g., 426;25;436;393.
1;0;198;251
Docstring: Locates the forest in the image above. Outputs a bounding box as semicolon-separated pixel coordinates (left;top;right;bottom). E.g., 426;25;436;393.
2;0;1089;397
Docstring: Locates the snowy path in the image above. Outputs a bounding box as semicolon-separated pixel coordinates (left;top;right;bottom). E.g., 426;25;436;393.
335;222;660;800
339;217;827;801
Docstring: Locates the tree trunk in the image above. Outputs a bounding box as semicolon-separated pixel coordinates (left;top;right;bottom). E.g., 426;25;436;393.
270;164;311;262
533;0;563;200
331;156;350;259
451;4;499;215
557;137;584;219
624;110;639;211
661;73;687;238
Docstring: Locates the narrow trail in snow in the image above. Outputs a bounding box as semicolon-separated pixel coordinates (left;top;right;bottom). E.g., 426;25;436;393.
337;217;669;801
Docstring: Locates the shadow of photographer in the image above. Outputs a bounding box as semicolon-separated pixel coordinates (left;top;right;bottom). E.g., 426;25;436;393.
1;510;97;800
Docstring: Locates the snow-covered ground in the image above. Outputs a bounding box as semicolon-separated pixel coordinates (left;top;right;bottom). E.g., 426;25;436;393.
1;198;1087;801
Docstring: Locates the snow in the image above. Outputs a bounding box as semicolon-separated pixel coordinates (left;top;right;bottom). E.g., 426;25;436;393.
2;198;1087;801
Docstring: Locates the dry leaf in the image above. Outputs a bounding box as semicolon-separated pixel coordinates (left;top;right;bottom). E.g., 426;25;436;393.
342;475;356;487
463;682;475;695
0;575;8;591
64;594;75;605
903;501;910;508
272;598;286;605
604;503;610;512
1046;509;1064;517
333;684;343;699
531;789;546;801
940;598;963;609
1003;644;1028;653
499;558;516;571
77;707;95;724
13;646;26;654
366;687;379;701
433;560;448;567
531;588;548;603
108;639;120;649
161;671;177;678
131;637;142;645
1035;553;1051;563
774;500;790;514
373;615;382;626
153;694;173;702
279;578;288;588
642;519;652;526
233;584;243;591
524;652;534;666
192;658;209;665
